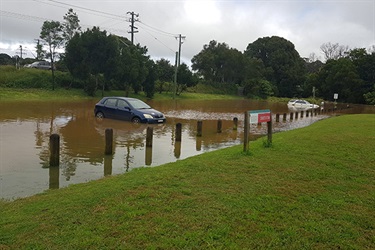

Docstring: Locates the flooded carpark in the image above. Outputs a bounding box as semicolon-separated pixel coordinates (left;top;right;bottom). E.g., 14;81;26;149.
0;99;373;200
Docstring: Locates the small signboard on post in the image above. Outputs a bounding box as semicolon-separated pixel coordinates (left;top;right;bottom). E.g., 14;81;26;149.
249;109;271;124
244;109;272;152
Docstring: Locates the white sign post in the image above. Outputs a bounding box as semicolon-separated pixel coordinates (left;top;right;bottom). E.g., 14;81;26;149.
244;109;272;152
334;93;338;110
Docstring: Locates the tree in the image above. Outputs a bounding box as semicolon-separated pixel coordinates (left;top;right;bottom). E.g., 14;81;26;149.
143;60;157;98
40;20;64;90
316;58;364;103
320;42;350;61
363;84;375;105
245;36;306;97
155;58;174;93
243;79;273;99
105;37;151;96
35;39;44;60
65;27;118;96
0;53;12;65
191;40;245;85
176;63;197;95
62;8;81;43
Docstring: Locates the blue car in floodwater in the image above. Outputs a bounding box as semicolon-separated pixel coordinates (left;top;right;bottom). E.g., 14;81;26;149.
94;97;166;124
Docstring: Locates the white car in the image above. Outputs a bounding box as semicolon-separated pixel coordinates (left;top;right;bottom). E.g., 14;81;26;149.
287;99;319;110
26;61;53;70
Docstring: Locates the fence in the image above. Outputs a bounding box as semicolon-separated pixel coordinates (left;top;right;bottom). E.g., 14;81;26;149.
49;107;346;167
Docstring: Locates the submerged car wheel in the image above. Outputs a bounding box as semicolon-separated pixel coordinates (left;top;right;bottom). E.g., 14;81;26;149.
96;112;104;119
132;117;141;123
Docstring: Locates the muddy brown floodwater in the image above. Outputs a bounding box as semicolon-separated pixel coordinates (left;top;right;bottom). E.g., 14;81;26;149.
0;98;373;200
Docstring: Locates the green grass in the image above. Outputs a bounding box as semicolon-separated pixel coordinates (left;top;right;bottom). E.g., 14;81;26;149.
1;114;374;249
0;87;242;102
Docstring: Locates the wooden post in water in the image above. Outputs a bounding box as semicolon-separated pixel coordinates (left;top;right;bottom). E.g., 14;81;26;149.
197;120;203;137
49;134;60;167
243;111;249;152
146;127;153;147
105;128;113;155
104;155;113;176
233;117;238;130
276;113;280;122
175;123;182;142
217;119;222;133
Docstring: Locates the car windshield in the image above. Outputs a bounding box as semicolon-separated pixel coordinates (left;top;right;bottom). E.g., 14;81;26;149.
128;99;151;109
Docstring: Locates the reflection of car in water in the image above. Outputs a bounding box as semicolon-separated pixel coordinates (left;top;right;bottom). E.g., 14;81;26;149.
94;97;166;124
287;99;319;110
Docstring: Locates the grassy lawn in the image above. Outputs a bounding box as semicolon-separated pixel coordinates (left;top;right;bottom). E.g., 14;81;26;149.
0;87;241;102
1;114;374;249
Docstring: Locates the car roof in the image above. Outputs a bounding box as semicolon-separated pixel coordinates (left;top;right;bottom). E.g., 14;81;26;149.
101;97;139;101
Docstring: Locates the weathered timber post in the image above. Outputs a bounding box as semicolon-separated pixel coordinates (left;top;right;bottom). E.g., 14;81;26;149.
146;127;153;147
174;141;181;158
217;119;222;133
49;164;59;189
196;137;202;151
145;127;153;165
283;113;287;122
145;146;152;165
276;113;280;122
175;123;182;142
267;120;272;144
105;128;113;155
233;117;238;130
197;120;203;137
243;111;249;152
104;155;113;176
290;112;293;121
49;134;60;167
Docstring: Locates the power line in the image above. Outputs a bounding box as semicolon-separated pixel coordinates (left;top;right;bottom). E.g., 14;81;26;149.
138;20;178;37
140;28;175;53
44;0;126;20
0;10;49;22
2;1;185;59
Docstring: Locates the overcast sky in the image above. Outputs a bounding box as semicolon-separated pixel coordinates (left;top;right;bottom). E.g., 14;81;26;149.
1;0;374;65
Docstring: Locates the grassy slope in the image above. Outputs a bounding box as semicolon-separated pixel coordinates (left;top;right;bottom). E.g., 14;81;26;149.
1;114;374;249
0;87;241;102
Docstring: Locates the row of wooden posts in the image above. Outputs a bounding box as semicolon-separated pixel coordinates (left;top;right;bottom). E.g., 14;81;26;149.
49;108;329;166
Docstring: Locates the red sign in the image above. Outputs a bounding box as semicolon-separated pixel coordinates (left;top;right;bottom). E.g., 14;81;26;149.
258;113;271;123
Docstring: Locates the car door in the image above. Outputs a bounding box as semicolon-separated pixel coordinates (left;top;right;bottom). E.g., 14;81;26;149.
102;98;118;118
115;99;132;121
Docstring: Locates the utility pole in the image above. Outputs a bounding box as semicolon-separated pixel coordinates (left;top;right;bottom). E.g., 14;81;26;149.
177;34;186;67
16;45;26;69
127;11;139;44
16;45;26;59
173;52;178;99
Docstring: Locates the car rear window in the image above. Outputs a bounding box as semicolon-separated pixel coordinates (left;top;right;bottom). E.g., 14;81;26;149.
104;98;117;107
